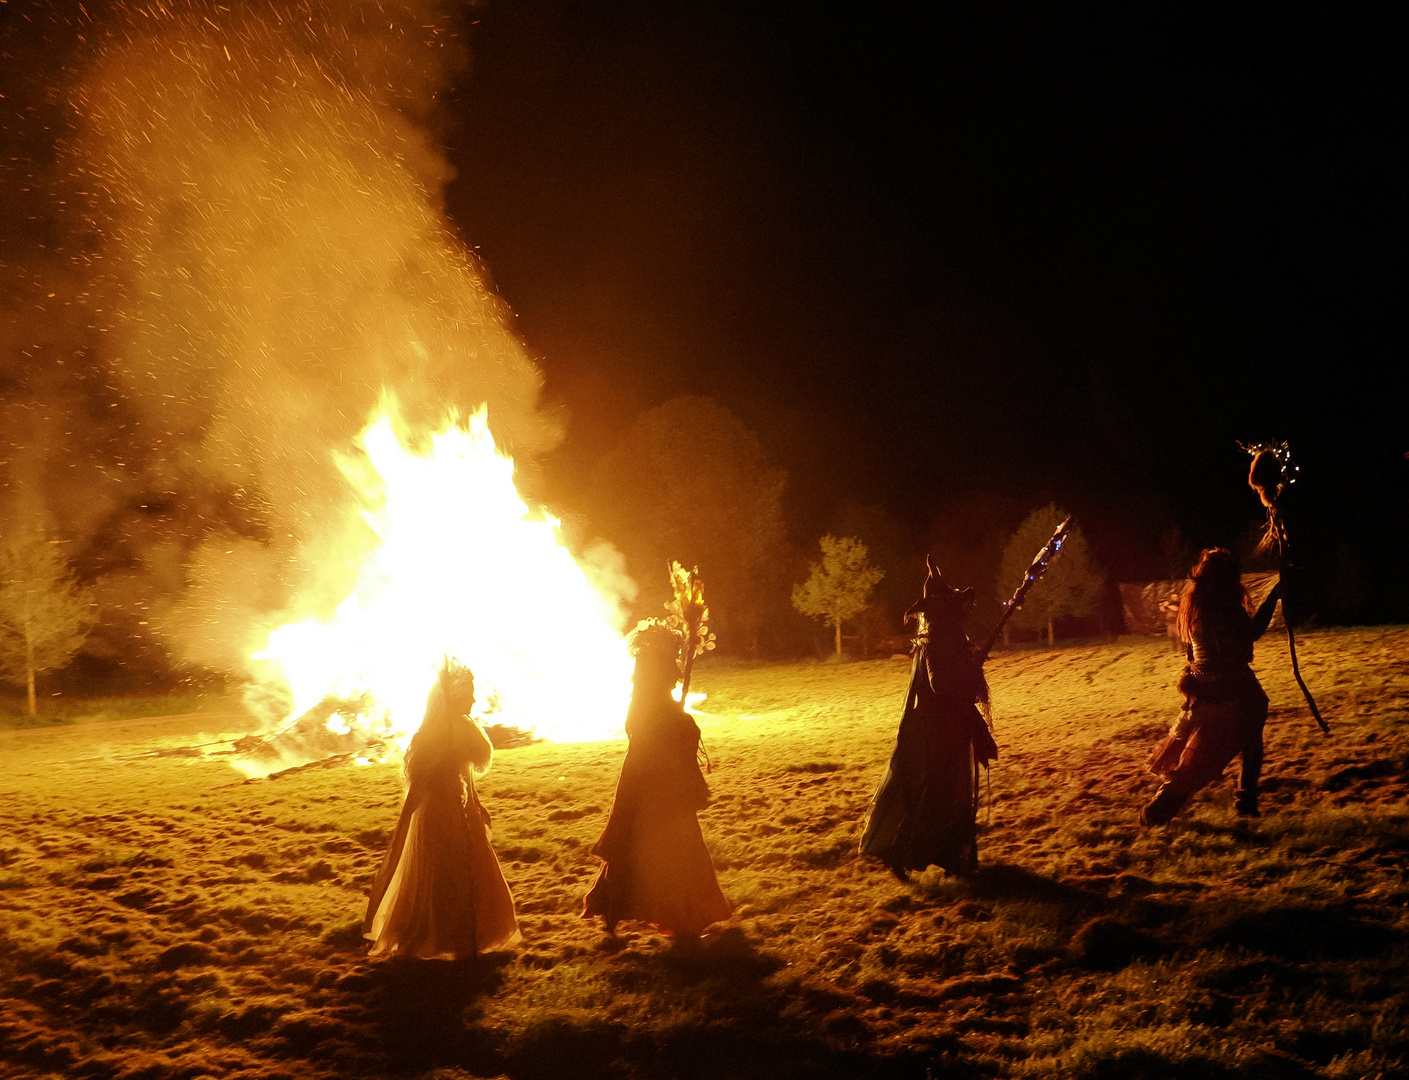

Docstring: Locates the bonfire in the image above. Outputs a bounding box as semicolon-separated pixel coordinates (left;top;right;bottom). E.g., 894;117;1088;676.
232;402;635;778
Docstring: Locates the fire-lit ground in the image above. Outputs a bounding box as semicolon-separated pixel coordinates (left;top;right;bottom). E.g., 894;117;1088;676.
2;629;1407;1080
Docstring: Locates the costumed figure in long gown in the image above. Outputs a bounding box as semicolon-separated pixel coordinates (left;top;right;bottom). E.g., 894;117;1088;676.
1142;548;1281;824
860;560;998;880
364;662;520;958
583;620;732;942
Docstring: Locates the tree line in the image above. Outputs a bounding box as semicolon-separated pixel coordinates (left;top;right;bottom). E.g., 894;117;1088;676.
2;395;1110;713
576;396;1105;661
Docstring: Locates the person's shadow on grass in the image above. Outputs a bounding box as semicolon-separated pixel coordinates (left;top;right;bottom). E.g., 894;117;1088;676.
368;951;513;1069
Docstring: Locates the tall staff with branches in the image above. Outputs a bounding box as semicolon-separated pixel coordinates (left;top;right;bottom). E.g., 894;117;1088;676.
666;561;715;701
1243;442;1330;735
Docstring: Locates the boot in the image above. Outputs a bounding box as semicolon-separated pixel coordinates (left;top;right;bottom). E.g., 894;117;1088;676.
1234;787;1260;818
1139;785;1189;826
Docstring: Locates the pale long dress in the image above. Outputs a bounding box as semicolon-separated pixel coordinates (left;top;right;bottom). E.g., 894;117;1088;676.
363;685;520;958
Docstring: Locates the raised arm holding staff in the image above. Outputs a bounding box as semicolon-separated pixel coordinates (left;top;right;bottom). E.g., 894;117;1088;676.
1243;441;1329;735
582;570;729;945
1141;549;1281;825
1140;442;1327;824
860;517;1072;880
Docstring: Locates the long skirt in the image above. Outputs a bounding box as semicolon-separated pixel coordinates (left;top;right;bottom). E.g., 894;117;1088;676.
860;705;981;875
364;782;520;959
583;778;731;937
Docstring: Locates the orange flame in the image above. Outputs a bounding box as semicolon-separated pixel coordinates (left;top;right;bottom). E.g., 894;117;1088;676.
249;400;634;746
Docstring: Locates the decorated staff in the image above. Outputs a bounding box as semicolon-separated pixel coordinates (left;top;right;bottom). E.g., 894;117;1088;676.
1242;441;1330;735
581;568;730;945
979;516;1073;658
860;525;1072;880
666;561;716;700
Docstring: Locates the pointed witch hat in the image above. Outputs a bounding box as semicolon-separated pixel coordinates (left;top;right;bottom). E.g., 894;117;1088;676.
904;555;975;623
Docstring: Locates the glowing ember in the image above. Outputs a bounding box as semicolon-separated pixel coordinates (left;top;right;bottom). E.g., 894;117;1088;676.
249;400;634;747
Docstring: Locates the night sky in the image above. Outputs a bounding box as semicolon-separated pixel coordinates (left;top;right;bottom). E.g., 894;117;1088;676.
1;0;1405;649
443;2;1405;610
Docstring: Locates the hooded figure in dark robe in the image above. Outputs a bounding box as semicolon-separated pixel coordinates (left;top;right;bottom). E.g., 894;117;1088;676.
860;559;999;880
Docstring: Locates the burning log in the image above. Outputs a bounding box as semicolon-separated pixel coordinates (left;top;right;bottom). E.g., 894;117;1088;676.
225;692;388;778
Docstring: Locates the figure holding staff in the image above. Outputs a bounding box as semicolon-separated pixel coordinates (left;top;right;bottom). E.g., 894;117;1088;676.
1142;441;1327;825
583;568;729;944
861;520;1070;879
1141;548;1281;823
859;559;997;879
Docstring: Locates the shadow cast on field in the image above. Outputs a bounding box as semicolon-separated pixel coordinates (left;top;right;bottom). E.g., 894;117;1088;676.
507;931;813;1080
1079;1047;1315;1080
494;929;954;1080
368;952;511;1068
1205;902;1401;963
614;925;788;987
944;862;1102;912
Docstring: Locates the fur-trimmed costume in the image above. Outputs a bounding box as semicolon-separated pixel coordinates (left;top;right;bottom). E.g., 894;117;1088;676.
364;677;520;958
1143;577;1281;823
860;568;998;877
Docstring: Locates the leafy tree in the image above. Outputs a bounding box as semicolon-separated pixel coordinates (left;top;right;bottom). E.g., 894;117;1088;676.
792;535;885;657
0;525;96;714
996;504;1102;646
830;499;910;648
587;397;787;656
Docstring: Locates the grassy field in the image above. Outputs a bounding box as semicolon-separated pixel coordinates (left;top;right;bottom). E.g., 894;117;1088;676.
0;690;248;732
1;628;1406;1079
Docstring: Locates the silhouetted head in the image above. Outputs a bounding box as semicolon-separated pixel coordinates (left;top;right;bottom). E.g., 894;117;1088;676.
628;619;682;699
1190;547;1239;587
437;657;476;717
1178;547;1251;640
905;555;974;629
406;658;486;782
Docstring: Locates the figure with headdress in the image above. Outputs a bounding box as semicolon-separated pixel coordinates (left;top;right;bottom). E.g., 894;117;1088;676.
860;558;998;879
1141;548;1282;824
364;661;520;958
582;620;732;943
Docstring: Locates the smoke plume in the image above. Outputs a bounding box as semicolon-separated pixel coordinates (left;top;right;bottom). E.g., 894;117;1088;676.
2;1;558;685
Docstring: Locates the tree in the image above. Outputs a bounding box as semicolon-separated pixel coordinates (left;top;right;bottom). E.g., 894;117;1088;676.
792;535;884;657
587;397;787;656
830;499;910;649
0;525;96;714
996;504;1102;646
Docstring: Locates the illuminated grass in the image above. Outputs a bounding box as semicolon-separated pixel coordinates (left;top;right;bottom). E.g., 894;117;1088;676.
0;628;1406;1077
0;690;247;730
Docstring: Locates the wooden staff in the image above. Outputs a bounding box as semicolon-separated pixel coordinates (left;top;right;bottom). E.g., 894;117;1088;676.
668;562;712;700
1244;442;1330;735
977;516;1074;660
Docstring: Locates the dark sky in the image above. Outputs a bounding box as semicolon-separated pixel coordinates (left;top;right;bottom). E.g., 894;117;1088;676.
1;0;1404;632
443;1;1405;601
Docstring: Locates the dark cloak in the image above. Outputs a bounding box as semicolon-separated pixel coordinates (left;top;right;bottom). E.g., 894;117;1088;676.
860;632;996;876
583;698;732;936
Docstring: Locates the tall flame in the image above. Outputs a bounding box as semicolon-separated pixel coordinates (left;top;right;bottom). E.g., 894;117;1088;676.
249;401;634;746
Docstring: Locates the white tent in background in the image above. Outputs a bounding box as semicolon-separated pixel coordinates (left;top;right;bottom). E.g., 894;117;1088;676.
1119;573;1284;645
